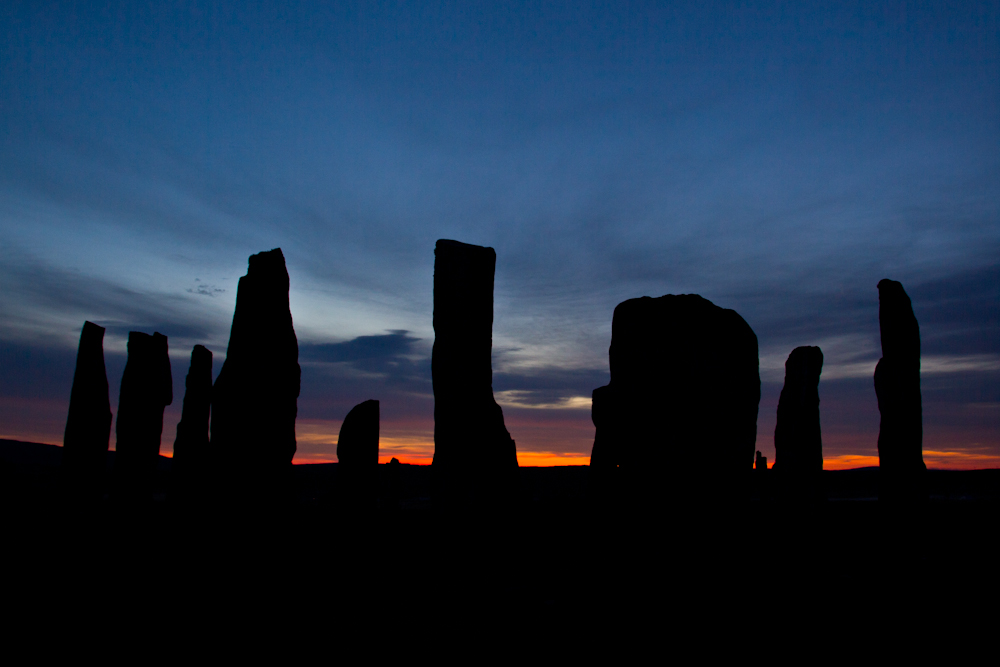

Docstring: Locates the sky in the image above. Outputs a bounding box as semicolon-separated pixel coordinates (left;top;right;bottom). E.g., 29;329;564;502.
1;1;997;468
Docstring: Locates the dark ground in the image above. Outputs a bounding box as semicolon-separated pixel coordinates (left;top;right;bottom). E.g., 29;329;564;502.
2;438;998;637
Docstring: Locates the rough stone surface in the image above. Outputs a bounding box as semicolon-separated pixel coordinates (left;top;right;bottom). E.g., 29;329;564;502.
432;239;517;506
336;399;379;511
211;248;301;499
112;331;173;501
874;279;925;500
171;344;213;502
774;346;824;472
62;321;113;500
589;294;760;504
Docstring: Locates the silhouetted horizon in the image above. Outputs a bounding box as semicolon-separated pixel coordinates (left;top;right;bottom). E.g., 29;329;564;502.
2;3;996;471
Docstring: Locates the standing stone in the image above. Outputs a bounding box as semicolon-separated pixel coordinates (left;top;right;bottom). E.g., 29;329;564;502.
774;346;824;500
588;384;620;506
589;295;760;506
62;321;113;501
171;345;213;503
112;331;173;502
754;451;769;501
774;346;824;472
874;279;925;501
384;457;402;513
211;248;301;501
432;239;518;507
336;399;379;512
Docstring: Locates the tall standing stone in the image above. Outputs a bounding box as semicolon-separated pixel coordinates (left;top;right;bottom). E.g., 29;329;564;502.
874;279;925;501
432;239;518;507
211;248;301;501
62;321;113;501
774;346;824;500
336;399;379;512
112;331;173;502
589;295;760;506
171;344;213;503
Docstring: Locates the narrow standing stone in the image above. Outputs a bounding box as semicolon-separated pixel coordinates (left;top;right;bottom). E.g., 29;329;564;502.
774;346;824;501
874;279;925;501
112;331;173;502
171;345;213;503
62;321;113;501
432;239;518;507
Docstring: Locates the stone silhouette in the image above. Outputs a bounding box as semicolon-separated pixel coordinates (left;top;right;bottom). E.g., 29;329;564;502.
336;399;379;512
432;239;518;507
62;321;113;501
589;295;760;505
754;450;769;501
588;384;619;506
211;248;301;501
773;346;824;500
112;331;173;502
384;456;402;513
171;345;212;503
874;279;925;501
774;346;824;472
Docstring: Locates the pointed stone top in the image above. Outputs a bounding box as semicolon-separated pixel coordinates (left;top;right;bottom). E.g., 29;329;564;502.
191;343;212;363
80;321;106;344
877;279;919;361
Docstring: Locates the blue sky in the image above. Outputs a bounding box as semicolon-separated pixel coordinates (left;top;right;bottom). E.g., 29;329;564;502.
2;1;997;465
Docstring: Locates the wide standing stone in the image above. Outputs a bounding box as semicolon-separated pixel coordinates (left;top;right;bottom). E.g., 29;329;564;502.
112;331;173;501
432;239;518;507
874;279;925;501
211;248;301;500
62;321;113;500
589;294;760;505
171;344;213;503
336;399;379;512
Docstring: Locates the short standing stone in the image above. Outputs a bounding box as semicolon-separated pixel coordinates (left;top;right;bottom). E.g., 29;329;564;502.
336;399;379;512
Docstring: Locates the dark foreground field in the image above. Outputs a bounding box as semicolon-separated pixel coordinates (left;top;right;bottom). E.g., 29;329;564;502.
3;438;998;636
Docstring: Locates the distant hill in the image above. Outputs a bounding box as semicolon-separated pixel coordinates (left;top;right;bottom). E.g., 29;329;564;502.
0;438;171;472
2;438;998;502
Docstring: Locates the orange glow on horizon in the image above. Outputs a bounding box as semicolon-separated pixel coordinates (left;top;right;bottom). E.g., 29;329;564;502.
923;448;1000;470
516;451;592;466
823;454;881;470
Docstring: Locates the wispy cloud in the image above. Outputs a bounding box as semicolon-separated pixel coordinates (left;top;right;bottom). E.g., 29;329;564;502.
922;355;1000;374
495;390;591;411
